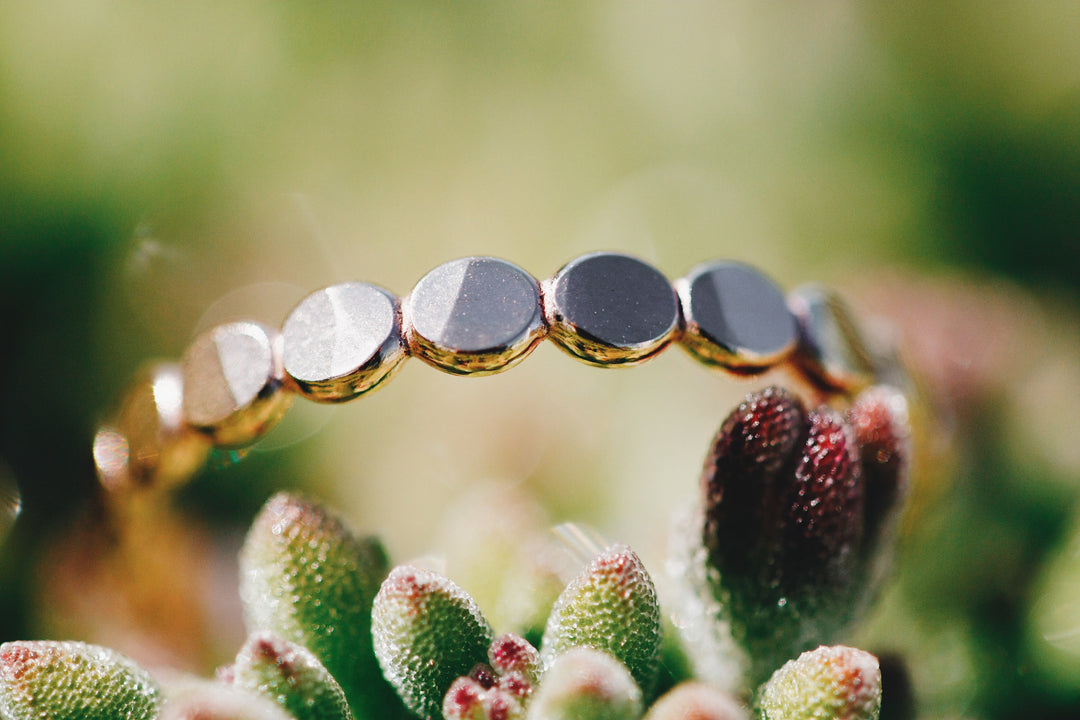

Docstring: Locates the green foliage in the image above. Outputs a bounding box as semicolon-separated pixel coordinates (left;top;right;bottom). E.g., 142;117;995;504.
0;640;160;720
540;544;662;696
239;492;395;719
1;406;908;720
526;648;642;720
757;646;881;720
641;683;747;720
371;565;494;720
230;633;353;720
161;679;295;720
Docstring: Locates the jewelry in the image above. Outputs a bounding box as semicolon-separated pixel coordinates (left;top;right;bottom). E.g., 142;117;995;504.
92;251;903;492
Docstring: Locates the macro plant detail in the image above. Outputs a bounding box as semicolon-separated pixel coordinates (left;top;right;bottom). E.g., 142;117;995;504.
0;374;907;720
689;385;909;685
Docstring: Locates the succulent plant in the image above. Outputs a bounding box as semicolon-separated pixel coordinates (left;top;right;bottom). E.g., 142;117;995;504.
641;682;748;720
0;640;161;720
526;647;642;720
228;633;353;720
239;492;396;720
0;384;911;720
691;385;907;685
371;565;494;720
756;645;881;720
540;544;662;697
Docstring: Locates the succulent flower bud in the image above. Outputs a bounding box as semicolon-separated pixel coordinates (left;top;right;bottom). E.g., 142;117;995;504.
526;648;642;720
372;565;494;720
0;640;161;720
540;544;661;696
702;386;808;582
783;407;864;593
443;677;526;720
239;492;393;719
847;385;910;558
489;634;541;685
641;682;748;720
757;645;881;720
699;386;877;685
231;633;353;720
443;677;488;720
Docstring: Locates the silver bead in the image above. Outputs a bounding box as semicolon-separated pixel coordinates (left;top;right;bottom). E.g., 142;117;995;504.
181;321;293;447
788;285;875;393
676;261;797;373
403;256;545;375
543;252;679;367
282;282;406;402
93;362;212;492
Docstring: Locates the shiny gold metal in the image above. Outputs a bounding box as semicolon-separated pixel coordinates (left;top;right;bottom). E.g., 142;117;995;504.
181;321;293;447
94;362;212;492
403;256;546;375
788;285;876;394
676;261;798;374
282;282;407;402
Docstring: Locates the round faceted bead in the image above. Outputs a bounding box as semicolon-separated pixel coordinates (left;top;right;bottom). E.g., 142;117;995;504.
676;261;797;373
404;256;545;375
93;362;211;492
282;282;406;402
181;321;293;447
788;284;875;393
543;252;679;366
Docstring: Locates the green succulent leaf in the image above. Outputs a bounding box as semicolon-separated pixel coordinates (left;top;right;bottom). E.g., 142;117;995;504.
540;544;661;696
0;640;161;720
526;648;642;720
372;565;494;720
641;683;747;720
757;646;881;720
239;492;395;719
161;679;294;720
231;633;353;720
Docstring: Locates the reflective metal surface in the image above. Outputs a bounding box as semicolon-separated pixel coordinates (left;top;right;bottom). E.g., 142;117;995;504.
94;362;212;492
0;460;21;546
403;256;545;375
181;321;293;447
676;261;797;373
543;252;678;366
282;282;407;402
788;285;875;393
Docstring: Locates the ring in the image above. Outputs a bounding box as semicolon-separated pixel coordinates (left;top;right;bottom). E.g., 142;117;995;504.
92;251;904;493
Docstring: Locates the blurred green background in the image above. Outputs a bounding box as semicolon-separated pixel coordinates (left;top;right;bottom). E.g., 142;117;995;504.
1;3;1079;719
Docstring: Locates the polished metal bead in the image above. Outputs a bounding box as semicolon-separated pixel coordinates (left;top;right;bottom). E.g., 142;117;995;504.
676;261;797;373
282;282;407;402
181;321;293;447
93;363;212;492
544;252;678;366
788;284;875;393
403;256;545;375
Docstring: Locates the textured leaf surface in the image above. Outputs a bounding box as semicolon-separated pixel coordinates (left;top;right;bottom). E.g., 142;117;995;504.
641;682;747;720
540;545;661;695
372;565;494;720
162;679;294;720
488;634;540;685
526;648;642;720
239;493;394;719
231;633;353;720
699;387;870;684
757;646;881;720
0;640;160;720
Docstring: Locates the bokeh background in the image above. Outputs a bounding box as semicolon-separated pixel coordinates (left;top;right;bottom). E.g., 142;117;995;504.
1;3;1079;719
